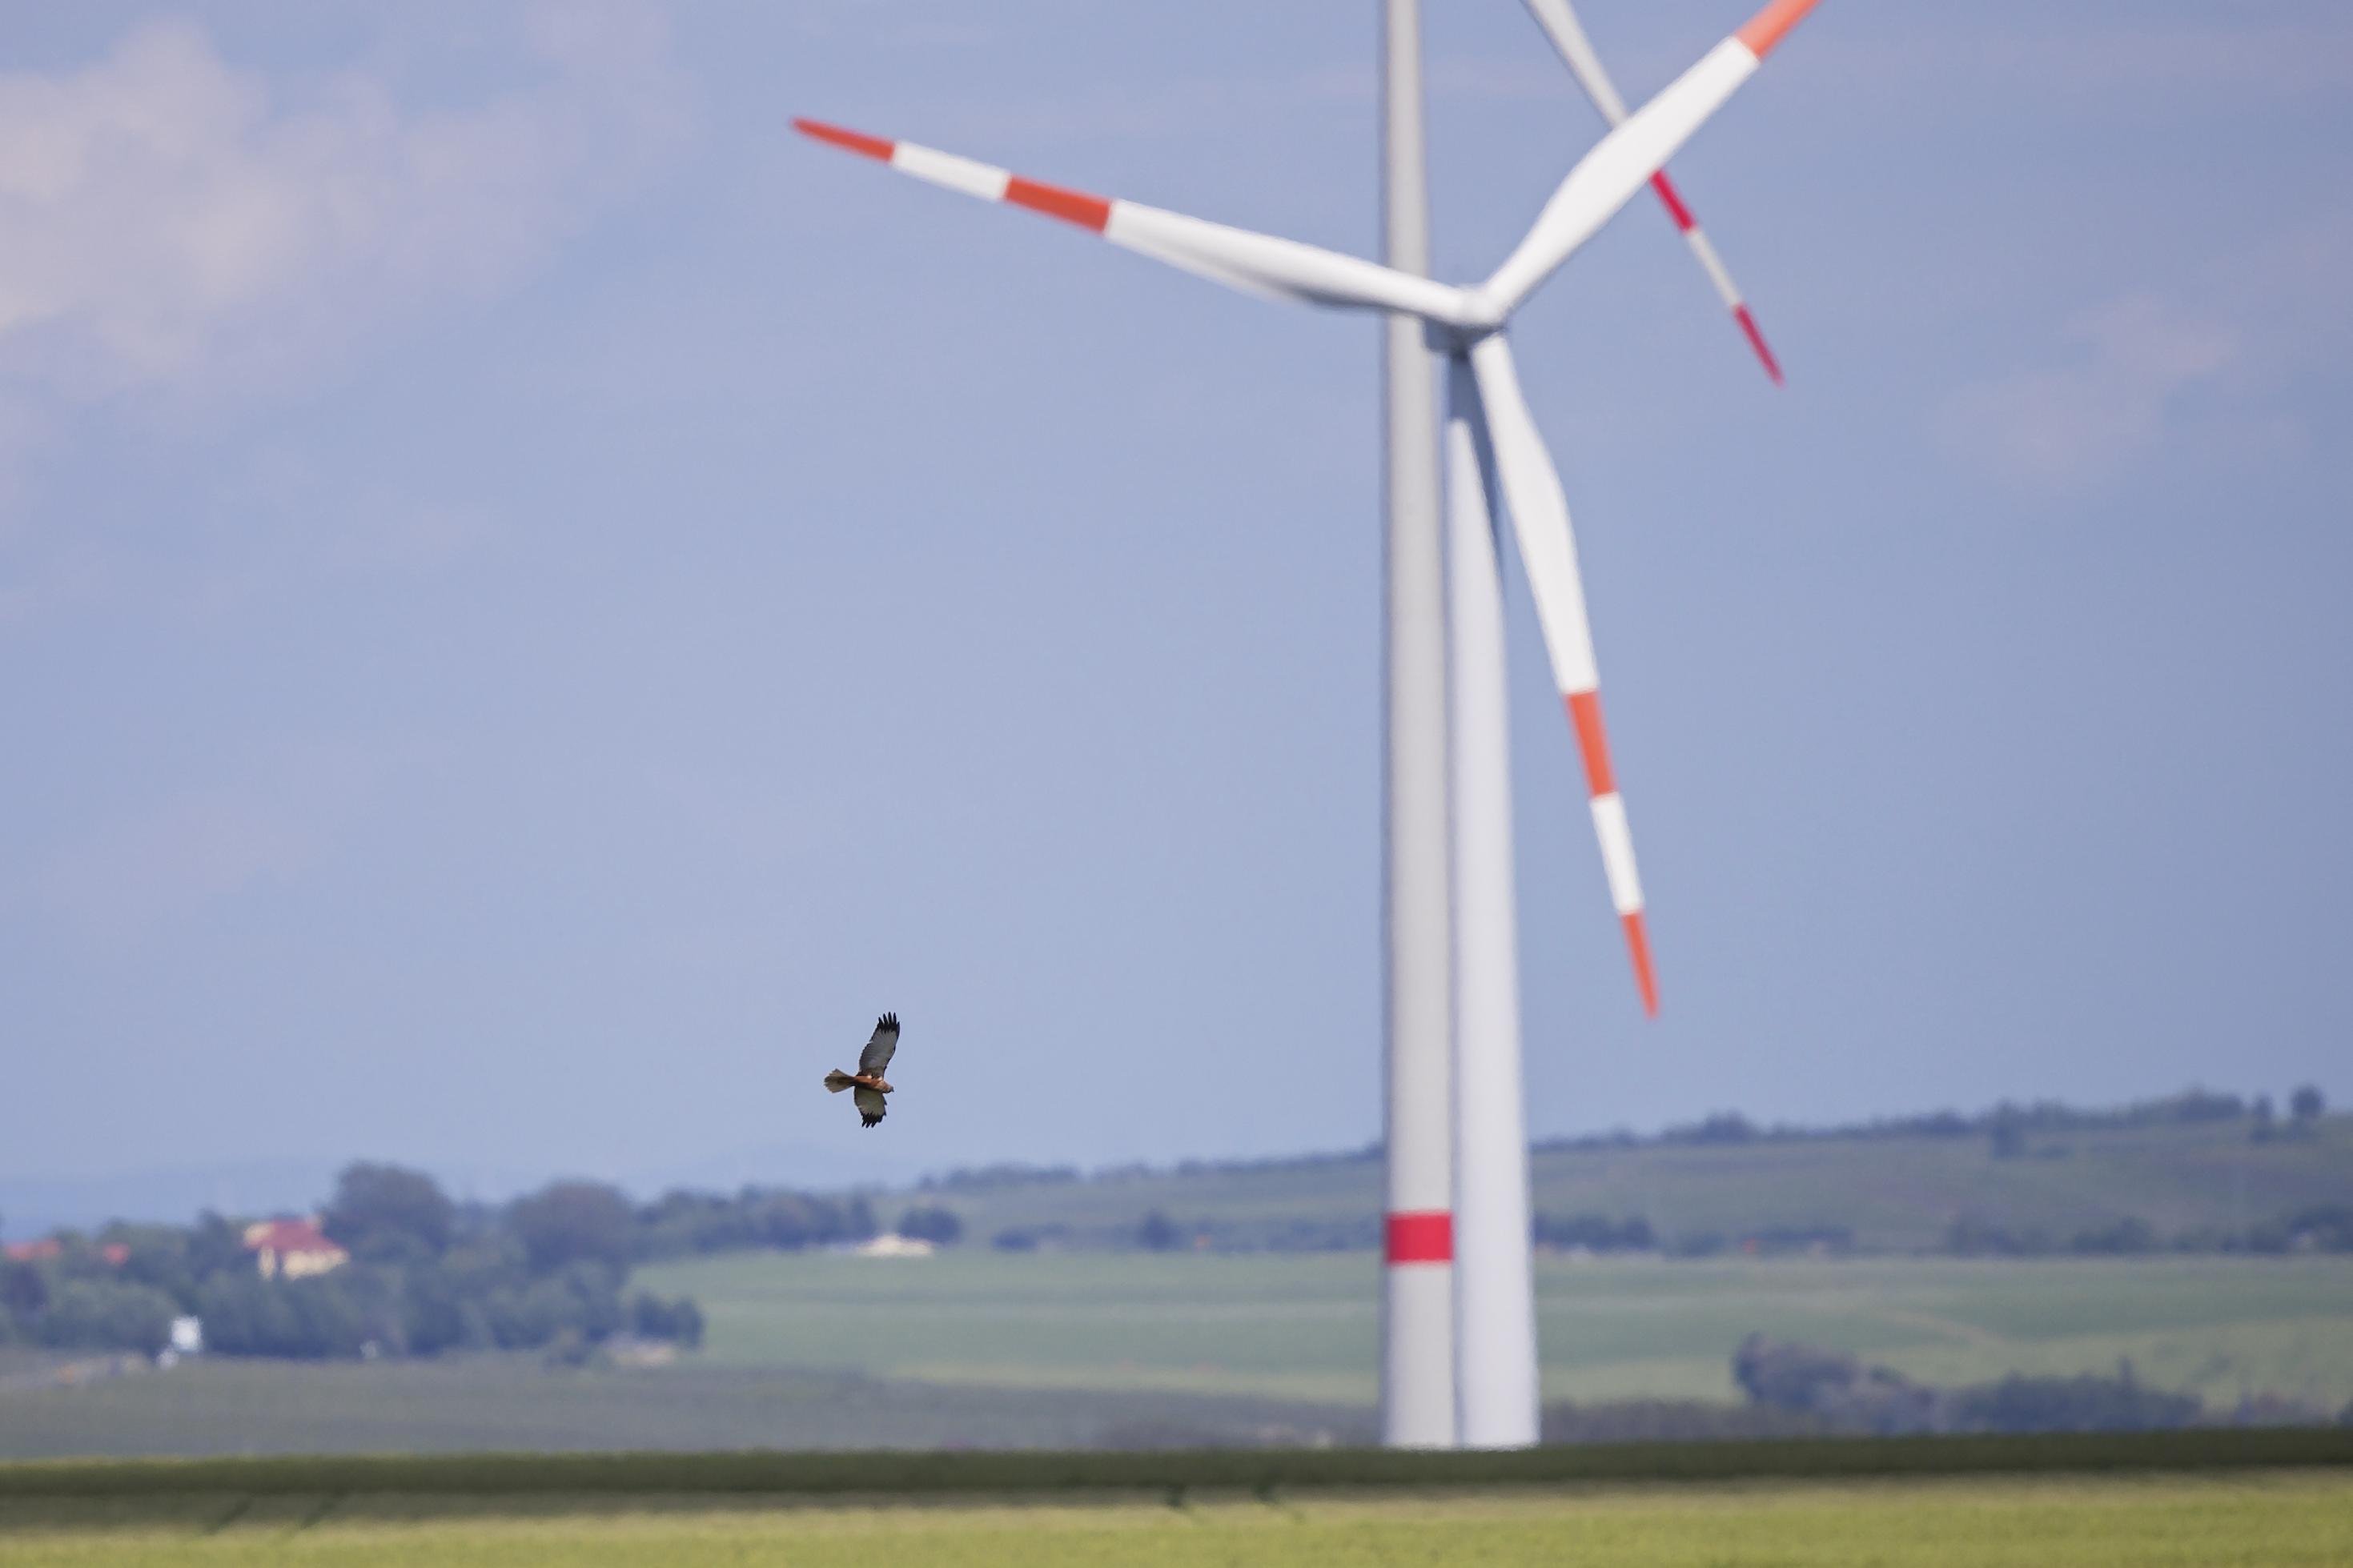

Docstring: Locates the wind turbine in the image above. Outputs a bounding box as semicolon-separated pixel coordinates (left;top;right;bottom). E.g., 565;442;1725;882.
1448;0;1801;1449
795;0;1825;1445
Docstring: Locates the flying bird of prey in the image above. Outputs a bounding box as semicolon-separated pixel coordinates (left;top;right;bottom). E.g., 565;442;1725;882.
823;1013;899;1128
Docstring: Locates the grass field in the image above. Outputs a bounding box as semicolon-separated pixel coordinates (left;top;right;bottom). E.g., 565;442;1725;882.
0;1356;1365;1461
3;1472;2349;1566
5;1252;2347;1458
635;1249;2353;1410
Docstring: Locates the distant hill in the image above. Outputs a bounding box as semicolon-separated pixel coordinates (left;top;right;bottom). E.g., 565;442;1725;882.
881;1096;2353;1256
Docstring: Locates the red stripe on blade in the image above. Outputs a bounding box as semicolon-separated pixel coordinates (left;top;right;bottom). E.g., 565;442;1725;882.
1648;171;1698;233
1566;691;1617;800
1005;177;1111;232
1733;304;1785;386
1385;1212;1454;1265
792;118;894;162
1622;912;1660;1017
1736;0;1822;60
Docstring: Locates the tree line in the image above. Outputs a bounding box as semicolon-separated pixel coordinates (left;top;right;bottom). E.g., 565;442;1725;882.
1728;1333;2353;1434
0;1162;893;1361
879;1083;2337;1196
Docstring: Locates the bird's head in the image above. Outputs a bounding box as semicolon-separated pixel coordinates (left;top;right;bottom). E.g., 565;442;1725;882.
872;1078;894;1095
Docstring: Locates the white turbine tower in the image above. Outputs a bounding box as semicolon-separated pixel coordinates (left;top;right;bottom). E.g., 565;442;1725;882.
796;0;1825;1447
1448;0;1798;1450
1377;0;1458;1450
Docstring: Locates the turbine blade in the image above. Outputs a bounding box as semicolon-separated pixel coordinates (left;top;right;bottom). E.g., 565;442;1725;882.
1464;335;1658;1016
1522;0;1632;121
1646;172;1785;385
1521;1;1784;384
793;118;1477;327
1483;0;1823;318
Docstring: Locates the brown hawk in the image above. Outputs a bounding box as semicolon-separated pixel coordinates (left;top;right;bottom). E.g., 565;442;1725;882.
823;1013;899;1128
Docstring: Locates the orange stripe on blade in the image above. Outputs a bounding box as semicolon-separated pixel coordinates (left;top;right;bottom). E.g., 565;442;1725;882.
1566;691;1616;799
1736;0;1822;60
793;118;893;162
1005;177;1111;232
1622;911;1660;1017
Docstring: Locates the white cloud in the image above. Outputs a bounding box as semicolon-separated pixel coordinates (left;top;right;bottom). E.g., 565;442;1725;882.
0;6;687;404
1936;294;2241;491
1937;219;2353;493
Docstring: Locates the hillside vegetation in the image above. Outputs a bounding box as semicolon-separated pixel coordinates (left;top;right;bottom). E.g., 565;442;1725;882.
893;1099;2353;1256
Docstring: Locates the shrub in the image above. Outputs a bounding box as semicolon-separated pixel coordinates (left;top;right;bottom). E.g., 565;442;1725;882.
896;1205;965;1246
507;1182;635;1275
400;1265;489;1355
1532;1213;1655;1252
324;1163;456;1261
35;1280;179;1357
2070;1218;2158;1255
1943;1217;2054;1257
1136;1210;1184;1252
1733;1334;1861;1412
1;1258;48;1316
1946;1373;2200;1434
194;1273;381;1359
631;1292;705;1347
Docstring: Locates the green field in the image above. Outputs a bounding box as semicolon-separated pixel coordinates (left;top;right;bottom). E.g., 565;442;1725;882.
634;1249;2353;1411
0;1354;1365;1460
4;1473;2350;1566
5;1251;2348;1458
911;1113;2353;1253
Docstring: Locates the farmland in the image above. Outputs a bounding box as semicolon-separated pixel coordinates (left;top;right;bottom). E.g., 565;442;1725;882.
637;1247;2353;1411
3;1470;2351;1566
6;1251;2348;1459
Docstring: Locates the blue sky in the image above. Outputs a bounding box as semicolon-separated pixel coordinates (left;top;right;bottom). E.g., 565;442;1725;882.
2;1;2348;1217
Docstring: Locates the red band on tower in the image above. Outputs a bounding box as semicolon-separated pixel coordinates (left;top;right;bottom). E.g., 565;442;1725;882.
1385;1211;1454;1265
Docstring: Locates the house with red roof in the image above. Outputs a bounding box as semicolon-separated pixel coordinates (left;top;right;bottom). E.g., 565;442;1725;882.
242;1217;349;1281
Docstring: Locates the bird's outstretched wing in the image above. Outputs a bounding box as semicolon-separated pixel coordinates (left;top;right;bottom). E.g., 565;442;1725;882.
853;1085;886;1128
859;1012;900;1077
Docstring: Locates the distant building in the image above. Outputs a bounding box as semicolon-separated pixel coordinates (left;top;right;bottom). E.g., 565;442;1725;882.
2;1238;127;1266
852;1233;936;1259
242;1217;349;1280
169;1317;203;1354
602;1335;679;1368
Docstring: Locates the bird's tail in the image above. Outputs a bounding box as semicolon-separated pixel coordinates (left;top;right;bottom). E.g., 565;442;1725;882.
824;1069;855;1093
